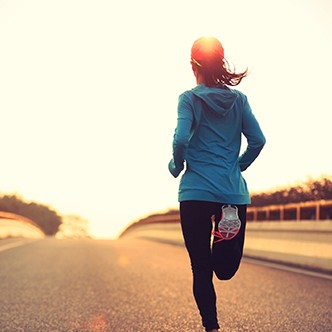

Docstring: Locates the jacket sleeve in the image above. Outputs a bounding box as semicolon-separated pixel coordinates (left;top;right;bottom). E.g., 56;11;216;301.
168;93;193;178
238;95;266;171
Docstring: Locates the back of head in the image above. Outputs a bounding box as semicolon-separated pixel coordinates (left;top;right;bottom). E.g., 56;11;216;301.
191;37;224;68
190;36;247;87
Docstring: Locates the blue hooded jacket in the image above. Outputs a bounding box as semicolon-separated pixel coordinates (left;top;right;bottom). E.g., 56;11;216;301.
169;84;266;204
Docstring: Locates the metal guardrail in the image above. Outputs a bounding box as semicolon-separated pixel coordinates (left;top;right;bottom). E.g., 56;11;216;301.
120;206;332;274
247;199;332;221
120;201;332;238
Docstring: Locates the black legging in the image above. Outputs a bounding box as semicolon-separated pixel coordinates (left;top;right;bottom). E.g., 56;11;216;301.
180;201;247;331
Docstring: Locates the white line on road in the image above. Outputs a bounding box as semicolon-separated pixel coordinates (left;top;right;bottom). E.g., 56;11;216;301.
0;240;34;252
243;257;332;281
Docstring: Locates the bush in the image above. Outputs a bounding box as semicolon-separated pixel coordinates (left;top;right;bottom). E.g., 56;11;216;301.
251;175;332;207
0;194;62;235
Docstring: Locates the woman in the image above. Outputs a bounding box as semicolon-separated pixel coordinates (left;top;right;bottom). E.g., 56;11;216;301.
168;37;266;332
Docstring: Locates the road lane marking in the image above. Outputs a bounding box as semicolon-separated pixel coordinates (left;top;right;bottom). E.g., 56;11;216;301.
0;240;33;252
243;257;332;281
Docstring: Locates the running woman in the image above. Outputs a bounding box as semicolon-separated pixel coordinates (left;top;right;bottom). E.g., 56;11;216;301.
169;36;266;332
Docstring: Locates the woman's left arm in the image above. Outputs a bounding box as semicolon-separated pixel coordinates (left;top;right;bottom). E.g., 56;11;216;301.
238;95;266;171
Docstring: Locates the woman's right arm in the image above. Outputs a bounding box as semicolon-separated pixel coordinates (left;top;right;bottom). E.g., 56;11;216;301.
168;93;193;178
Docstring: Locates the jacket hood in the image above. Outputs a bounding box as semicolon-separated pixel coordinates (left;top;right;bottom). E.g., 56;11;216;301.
192;84;238;117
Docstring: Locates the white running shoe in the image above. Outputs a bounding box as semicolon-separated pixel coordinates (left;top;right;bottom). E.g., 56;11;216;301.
212;205;241;243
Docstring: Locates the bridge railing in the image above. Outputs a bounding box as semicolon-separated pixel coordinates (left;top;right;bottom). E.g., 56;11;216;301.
247;199;332;221
0;211;45;239
120;202;332;273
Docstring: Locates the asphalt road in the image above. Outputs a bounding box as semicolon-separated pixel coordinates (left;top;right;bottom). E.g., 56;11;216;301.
0;238;331;332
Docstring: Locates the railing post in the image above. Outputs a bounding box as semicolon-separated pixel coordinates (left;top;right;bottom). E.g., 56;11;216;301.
316;202;320;220
253;208;258;222
266;208;270;221
280;206;284;221
296;206;301;221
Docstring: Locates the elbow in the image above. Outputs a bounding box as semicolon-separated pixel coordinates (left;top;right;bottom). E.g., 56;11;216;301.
262;134;266;145
259;136;266;149
254;135;266;150
173;134;190;149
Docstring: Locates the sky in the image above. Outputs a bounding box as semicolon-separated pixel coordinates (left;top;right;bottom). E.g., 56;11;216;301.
0;0;331;239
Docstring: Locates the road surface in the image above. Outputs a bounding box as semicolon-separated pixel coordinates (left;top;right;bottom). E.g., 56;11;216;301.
0;238;331;332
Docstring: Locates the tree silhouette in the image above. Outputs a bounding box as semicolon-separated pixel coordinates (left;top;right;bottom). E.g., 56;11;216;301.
251;175;332;207
0;194;62;235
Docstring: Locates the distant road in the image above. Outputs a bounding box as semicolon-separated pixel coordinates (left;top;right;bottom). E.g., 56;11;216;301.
0;238;331;332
